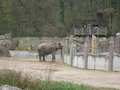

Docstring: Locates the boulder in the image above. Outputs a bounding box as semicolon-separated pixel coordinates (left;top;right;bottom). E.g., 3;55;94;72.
0;85;22;90
0;35;5;40
11;38;19;50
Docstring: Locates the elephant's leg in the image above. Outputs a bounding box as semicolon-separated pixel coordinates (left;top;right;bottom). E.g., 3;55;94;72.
43;55;46;61
38;52;41;62
52;52;55;61
39;56;41;62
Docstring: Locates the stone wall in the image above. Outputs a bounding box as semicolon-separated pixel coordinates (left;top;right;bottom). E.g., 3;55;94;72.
16;37;65;51
0;33;18;56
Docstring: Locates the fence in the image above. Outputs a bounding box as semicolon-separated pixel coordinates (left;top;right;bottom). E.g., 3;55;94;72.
63;35;120;71
74;27;107;36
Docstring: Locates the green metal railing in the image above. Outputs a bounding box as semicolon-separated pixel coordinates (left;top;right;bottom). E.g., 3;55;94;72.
74;27;107;36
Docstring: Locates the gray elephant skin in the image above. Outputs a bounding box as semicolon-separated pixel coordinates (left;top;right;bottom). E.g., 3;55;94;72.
37;42;62;61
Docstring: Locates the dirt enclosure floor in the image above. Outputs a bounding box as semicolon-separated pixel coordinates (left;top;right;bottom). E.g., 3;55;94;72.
0;57;120;89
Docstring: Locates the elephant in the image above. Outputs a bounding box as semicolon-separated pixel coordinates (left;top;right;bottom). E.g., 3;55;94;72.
37;42;62;61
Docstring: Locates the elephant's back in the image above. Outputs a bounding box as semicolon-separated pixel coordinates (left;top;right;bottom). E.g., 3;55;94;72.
38;42;55;49
37;42;56;55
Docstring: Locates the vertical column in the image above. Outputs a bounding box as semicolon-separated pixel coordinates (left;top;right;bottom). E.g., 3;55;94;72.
108;37;114;71
95;38;99;54
52;52;55;61
61;46;64;61
63;37;70;63
91;35;98;54
84;36;90;69
70;38;76;66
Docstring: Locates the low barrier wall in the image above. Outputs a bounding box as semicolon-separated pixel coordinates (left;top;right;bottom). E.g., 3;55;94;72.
64;53;120;72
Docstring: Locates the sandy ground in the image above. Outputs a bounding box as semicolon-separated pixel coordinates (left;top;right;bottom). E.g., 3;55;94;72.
0;57;120;89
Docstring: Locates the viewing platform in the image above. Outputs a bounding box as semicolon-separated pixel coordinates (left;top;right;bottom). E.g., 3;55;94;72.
74;27;107;36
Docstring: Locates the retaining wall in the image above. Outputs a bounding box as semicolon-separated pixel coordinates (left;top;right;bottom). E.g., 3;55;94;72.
16;37;64;51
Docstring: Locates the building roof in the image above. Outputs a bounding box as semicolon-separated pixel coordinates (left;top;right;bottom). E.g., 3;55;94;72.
96;8;114;14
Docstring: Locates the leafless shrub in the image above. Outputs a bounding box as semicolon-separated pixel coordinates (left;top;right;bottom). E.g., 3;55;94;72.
41;63;57;83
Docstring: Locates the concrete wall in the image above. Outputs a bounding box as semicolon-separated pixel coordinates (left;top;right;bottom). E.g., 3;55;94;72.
113;55;120;71
10;50;62;61
64;53;120;72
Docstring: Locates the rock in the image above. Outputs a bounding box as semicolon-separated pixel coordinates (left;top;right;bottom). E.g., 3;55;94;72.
0;45;10;57
116;33;120;36
0;35;5;40
0;46;5;56
0;85;22;90
11;38;19;50
5;33;12;39
0;33;18;57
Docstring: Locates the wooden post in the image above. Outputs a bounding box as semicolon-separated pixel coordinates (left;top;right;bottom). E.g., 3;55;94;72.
108;37;114;71
95;38;99;54
66;38;70;54
74;28;77;35
70;38;76;66
52;52;55;61
115;34;120;54
61;47;63;61
82;28;83;36
91;35;98;54
84;36;90;69
64;37;69;54
105;28;107;36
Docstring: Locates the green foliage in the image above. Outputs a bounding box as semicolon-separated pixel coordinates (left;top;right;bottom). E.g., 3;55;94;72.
0;0;120;37
110;0;120;35
59;0;65;24
111;0;120;9
0;69;91;90
0;0;16;34
111;16;120;35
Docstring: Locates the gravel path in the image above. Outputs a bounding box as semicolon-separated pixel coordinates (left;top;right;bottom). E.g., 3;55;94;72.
0;57;120;89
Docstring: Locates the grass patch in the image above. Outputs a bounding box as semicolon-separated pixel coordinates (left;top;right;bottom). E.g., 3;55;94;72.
0;68;118;90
